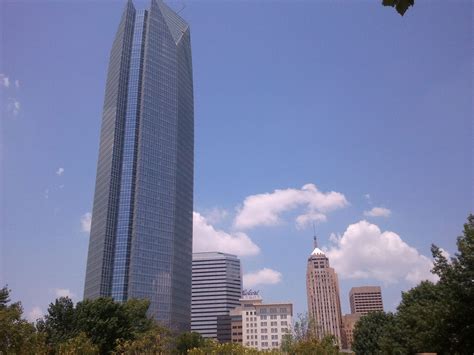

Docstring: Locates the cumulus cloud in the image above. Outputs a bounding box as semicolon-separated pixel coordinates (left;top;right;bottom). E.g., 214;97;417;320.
243;268;282;288
364;207;391;218
55;288;75;299
326;220;437;284
56;167;65;176
81;212;92;233
193;212;260;257
296;212;327;229
28;306;43;322
234;184;348;230
0;74;10;88
202;207;229;225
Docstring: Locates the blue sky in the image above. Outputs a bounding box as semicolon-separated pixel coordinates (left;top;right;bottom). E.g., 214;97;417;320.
1;0;472;321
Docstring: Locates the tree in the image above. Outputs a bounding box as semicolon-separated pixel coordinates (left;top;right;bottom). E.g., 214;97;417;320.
74;297;137;354
0;286;47;354
41;296;76;347
58;332;99;355
430;214;474;353
395;281;443;353
40;296;154;354
352;311;397;354
382;0;414;16
174;331;208;354
187;341;279;354
114;326;172;354
281;313;341;354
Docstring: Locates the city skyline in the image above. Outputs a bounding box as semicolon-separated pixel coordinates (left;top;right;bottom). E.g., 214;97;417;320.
83;0;194;331
1;0;471;324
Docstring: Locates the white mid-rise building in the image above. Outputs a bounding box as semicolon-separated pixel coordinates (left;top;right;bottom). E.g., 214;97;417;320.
231;294;292;350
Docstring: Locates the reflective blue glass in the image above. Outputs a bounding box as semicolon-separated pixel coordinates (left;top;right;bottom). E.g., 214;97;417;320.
84;0;193;332
111;10;147;302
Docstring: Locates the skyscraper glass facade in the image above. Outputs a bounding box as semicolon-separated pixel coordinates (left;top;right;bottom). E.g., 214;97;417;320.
84;0;193;331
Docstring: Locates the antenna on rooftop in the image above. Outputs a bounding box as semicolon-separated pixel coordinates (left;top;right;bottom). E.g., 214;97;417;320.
313;222;318;248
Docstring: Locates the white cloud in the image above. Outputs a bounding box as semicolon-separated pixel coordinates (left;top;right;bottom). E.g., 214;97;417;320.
202;207;229;225
296;212;327;229
234;184;348;230
7;98;20;116
15;79;20;88
56;167;65;176
193;212;260;257
81;212;92;233
54;288;75;299
326;220;437;284
364;207;391;217
243;268;282;288
27;306;43;322
0;74;10;88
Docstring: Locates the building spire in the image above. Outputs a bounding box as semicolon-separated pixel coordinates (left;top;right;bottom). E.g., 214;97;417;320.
313;222;318;248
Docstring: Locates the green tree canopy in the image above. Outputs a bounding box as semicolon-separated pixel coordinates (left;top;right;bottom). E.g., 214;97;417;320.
430;214;474;352
0;286;47;354
352;311;397;354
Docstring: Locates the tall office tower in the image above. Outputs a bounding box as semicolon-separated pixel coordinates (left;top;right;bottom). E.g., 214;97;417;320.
191;252;242;340
83;0;194;331
349;286;384;315
306;237;344;347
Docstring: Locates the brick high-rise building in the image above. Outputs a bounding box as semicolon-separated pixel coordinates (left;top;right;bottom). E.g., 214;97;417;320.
306;237;344;348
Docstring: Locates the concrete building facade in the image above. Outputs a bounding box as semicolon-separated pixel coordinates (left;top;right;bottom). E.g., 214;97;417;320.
349;286;384;315
191;252;242;339
341;313;361;350
230;295;292;351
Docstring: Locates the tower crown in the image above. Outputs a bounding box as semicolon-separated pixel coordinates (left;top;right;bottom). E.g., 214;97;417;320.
311;233;325;255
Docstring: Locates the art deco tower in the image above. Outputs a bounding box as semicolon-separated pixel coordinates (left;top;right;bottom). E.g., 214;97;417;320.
306;237;344;347
84;0;194;331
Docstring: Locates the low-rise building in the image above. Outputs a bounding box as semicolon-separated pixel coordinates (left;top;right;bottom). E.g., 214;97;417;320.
230;294;292;350
341;313;361;350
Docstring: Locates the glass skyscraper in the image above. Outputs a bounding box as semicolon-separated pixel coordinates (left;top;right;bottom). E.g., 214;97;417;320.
84;0;193;331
